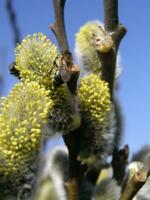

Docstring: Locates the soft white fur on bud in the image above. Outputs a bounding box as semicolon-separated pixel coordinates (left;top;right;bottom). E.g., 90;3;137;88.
35;146;68;200
75;20;122;78
92;178;121;200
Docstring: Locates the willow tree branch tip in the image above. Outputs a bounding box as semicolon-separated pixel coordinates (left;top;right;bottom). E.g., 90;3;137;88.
51;0;80;94
51;0;69;51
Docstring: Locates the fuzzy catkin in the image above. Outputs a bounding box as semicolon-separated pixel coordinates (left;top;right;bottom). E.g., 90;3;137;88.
0;81;53;177
92;178;121;200
35;146;69;200
75;21;121;77
78;73;111;124
75;21;103;73
77;74;115;165
14;33;81;135
15;33;58;89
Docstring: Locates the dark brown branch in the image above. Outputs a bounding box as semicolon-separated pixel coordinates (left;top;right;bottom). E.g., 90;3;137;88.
103;0;118;32
97;49;116;99
63;131;87;200
51;0;69;51
63;131;87;179
100;0;127;99
51;1;79;94
112;24;127;52
6;0;20;45
66;65;80;94
111;145;129;186
50;2;82;199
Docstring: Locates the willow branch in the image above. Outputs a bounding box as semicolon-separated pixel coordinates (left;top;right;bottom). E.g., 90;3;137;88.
97;49;116;99
120;154;150;200
51;0;79;94
63;131;87;200
50;4;81;197
51;0;69;51
6;0;20;45
99;0;127;100
111;145;129;185
103;0;118;31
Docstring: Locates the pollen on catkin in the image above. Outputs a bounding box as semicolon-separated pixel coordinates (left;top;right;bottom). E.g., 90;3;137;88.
15;33;58;89
78;73;111;123
0;81;53;176
77;74;114;165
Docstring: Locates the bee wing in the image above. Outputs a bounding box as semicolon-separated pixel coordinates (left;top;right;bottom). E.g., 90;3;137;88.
60;69;71;83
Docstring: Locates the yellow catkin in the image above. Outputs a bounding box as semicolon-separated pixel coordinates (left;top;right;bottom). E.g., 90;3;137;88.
15;33;58;89
0;81;53;176
78;73;111;123
14;33;80;136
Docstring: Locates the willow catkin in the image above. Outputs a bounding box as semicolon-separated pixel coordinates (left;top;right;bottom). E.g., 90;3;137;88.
15;33;58;89
77;74;115;165
0;81;53;177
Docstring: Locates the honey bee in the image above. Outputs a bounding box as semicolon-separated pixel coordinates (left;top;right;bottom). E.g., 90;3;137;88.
53;50;73;87
9;62;20;78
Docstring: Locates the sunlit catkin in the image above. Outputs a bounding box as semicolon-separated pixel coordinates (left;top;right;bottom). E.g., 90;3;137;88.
0;81;53;176
15;33;58;89
77;74;115;165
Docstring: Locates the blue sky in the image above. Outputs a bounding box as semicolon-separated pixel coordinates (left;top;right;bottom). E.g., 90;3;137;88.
0;0;150;155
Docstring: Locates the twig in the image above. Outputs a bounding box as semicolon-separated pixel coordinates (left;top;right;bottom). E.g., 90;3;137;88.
120;154;150;200
111;145;129;186
98;0;127;100
103;0;118;32
51;0;69;51
51;2;82;199
97;49;116;99
51;0;79;94
63;131;87;200
6;0;20;45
